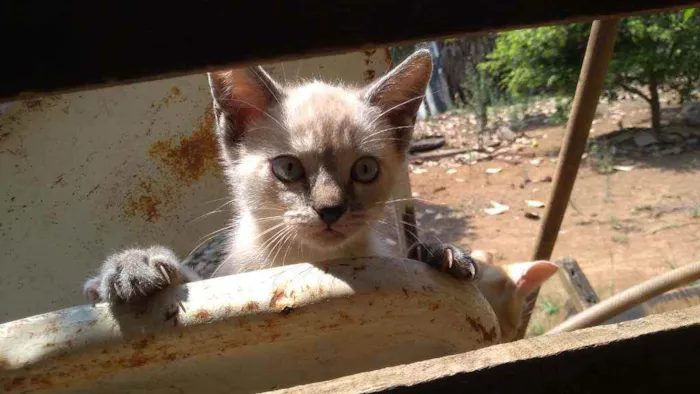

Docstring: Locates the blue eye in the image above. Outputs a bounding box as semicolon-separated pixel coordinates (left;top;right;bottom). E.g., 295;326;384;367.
352;156;380;183
271;156;305;182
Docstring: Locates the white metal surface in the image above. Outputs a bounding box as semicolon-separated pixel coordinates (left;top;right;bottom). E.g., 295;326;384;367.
0;50;391;323
0;257;499;393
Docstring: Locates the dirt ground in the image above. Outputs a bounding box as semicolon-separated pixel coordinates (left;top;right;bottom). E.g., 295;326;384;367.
409;95;700;336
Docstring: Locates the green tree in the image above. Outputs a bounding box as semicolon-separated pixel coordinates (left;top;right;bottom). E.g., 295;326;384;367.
483;9;700;131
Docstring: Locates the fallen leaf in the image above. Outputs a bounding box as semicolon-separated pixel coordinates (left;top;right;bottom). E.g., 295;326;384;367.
530;158;542;166
425;208;437;214
446;168;457;175
412;168;428;174
613;165;635;172
455;178;466;183
411;192;420;197
526;200;546;208
486;168;502;174
484;201;510;216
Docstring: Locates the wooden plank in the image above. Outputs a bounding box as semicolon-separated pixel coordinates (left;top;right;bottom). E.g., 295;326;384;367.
521;18;621;338
1;1;698;101
269;306;700;394
557;257;600;315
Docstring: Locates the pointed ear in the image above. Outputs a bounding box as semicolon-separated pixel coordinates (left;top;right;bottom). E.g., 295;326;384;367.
208;66;283;146
362;49;432;149
503;261;558;298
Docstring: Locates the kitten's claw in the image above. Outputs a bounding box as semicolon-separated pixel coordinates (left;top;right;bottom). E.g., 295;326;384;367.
409;241;479;280
84;246;199;304
157;264;172;284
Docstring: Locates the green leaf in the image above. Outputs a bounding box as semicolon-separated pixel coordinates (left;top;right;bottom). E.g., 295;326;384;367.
683;8;696;23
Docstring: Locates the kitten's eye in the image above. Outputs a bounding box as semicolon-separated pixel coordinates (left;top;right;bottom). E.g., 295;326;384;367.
352;156;380;183
271;155;305;182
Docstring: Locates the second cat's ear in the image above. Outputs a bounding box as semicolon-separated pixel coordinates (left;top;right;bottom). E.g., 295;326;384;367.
208;67;283;145
503;261;559;298
362;49;433;147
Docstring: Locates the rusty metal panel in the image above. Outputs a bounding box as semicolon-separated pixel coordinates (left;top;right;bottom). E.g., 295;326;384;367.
0;50;391;323
0;257;499;393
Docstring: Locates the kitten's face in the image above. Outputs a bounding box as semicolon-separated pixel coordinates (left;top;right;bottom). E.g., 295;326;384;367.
231;83;405;249
209;51;432;251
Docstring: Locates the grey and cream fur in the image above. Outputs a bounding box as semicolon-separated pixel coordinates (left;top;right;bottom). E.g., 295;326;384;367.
83;50;434;303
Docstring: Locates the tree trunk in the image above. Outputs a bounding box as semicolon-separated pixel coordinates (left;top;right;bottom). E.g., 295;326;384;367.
649;76;662;132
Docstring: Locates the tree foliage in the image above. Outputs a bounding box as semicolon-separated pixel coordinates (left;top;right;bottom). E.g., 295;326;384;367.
482;9;700;130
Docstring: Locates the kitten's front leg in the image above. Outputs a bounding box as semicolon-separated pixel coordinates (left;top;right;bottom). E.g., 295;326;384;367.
83;246;200;304
408;241;479;280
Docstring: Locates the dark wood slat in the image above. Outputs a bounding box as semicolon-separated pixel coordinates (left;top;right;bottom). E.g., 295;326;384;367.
558;257;601;316
271;306;700;394
1;1;697;101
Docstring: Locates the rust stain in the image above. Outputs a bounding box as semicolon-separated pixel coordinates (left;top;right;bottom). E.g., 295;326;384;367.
193;309;213;323
465;315;497;343
120;353;154;368
0;131;11;145
269;289;285;308
243;301;259;312
148;110;218;184
131;336;153;350
123;180;163;222
383;47;393;69
29;376;53;389
363;49;378;82
4;377;26;392
428;302;441;311
337;312;353;323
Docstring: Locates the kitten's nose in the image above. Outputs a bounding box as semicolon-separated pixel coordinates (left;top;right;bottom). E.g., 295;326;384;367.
314;204;347;226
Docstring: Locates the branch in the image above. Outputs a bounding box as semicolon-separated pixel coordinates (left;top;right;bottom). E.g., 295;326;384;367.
618;82;651;103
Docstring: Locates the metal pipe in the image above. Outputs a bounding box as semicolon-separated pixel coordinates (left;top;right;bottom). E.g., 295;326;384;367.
547;260;700;334
517;18;621;339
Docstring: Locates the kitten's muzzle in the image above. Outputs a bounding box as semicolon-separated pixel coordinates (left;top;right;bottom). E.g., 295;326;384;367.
314;204;347;226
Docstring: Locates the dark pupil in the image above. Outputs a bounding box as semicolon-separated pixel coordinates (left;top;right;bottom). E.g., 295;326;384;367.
286;162;293;172
362;164;369;175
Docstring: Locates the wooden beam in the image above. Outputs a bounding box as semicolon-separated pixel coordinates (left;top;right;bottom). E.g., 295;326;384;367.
520;18;621;338
557;257;600;316
1;1;698;101
269;306;700;394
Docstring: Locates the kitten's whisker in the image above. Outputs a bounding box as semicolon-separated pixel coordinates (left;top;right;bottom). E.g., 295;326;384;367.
259;227;293;267
221;98;287;131
187;225;235;256
271;229;296;267
367;95;426;129
281;231;298;267
361;125;413;144
375;197;446;206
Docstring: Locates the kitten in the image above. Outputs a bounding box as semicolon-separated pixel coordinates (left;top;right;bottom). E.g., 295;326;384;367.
84;50;435;303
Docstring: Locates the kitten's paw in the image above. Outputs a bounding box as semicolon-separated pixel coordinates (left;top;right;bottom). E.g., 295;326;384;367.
84;246;197;303
409;241;478;280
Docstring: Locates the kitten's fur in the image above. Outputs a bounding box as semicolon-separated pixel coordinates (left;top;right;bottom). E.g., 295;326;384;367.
84;50;434;302
81;50;555;343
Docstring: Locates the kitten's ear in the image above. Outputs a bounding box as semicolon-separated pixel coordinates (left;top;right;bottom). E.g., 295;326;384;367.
503;261;558;298
362;49;432;148
208;67;283;145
